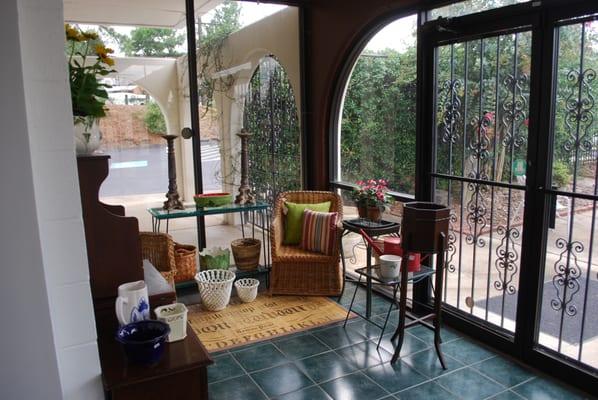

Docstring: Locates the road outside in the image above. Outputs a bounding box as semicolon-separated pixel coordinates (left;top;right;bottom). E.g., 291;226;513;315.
99;141;221;197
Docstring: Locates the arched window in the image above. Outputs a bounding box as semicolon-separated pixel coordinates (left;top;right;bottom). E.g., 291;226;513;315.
243;55;302;204
335;14;418;196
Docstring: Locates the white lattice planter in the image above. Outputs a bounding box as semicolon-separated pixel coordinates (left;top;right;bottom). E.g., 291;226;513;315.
234;278;260;303
195;269;236;311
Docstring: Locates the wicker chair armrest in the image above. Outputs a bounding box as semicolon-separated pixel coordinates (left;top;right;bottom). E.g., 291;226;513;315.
270;214;284;259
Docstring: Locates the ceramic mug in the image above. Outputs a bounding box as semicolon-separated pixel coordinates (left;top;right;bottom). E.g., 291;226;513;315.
379;254;402;280
115;280;150;326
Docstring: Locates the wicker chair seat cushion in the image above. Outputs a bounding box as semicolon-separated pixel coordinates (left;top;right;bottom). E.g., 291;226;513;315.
273;244;337;263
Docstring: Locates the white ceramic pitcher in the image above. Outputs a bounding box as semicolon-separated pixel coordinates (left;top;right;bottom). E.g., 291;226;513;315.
115;280;150;326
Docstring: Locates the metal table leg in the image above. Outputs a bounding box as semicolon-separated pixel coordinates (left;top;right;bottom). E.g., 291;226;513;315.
366;244;372;318
434;233;447;369
377;283;399;349
338;229;347;302
344;274;362;327
391;253;409;363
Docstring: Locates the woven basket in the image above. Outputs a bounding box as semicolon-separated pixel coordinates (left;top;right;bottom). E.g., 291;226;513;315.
231;238;261;271
174;243;197;283
195;269;236;311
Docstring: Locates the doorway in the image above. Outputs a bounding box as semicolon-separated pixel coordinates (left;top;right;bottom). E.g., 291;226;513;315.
421;0;598;388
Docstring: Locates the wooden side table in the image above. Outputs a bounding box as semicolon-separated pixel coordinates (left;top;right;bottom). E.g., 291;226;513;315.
99;324;213;400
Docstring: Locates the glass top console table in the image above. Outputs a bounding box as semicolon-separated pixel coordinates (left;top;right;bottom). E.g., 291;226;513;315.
148;202;271;288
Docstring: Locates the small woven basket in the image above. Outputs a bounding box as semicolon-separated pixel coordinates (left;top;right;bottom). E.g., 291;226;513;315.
174;243;197;283
231;238;261;271
195;269;236;311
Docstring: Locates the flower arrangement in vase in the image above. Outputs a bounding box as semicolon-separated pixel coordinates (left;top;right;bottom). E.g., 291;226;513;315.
351;179;391;222
65;24;116;154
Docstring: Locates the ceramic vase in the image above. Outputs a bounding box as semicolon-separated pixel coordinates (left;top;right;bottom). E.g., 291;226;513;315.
74;119;102;155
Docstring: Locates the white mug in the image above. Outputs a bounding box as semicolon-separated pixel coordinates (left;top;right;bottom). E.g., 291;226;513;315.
115;280;150;326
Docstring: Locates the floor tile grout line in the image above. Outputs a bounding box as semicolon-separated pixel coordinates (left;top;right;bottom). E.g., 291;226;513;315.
431;374;473;400
269;340;320;390
227;347;274;400
507;376;537;396
488;388;527;400
207;352;247;385
431;364;511;400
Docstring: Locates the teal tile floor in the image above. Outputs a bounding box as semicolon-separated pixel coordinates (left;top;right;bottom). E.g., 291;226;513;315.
181;283;595;400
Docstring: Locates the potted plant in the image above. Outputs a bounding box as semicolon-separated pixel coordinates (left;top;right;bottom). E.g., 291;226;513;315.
351;179;391;222
65;24;116;154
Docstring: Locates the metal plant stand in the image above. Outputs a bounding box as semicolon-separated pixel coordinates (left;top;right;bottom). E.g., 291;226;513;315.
390;202;450;369
162;134;184;210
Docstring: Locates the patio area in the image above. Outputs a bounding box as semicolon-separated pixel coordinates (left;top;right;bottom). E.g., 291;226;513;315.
3;0;598;399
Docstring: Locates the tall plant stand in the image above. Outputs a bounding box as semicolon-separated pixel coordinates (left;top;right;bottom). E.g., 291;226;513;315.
390;233;447;368
390;202;450;369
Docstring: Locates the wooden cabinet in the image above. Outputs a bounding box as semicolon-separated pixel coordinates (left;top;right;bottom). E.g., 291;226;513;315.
99;325;211;400
77;155;213;400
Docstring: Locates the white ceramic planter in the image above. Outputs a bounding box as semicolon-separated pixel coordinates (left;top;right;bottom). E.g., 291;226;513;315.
234;278;259;303
74;119;102;155
154;303;188;343
379;254;402;280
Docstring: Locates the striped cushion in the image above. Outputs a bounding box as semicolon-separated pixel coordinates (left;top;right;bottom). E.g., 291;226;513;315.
300;209;338;256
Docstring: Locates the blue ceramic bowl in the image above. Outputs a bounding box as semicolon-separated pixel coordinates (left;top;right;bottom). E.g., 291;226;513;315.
116;320;171;365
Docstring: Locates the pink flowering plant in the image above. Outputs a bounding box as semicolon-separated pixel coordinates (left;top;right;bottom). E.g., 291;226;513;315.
351;179;391;208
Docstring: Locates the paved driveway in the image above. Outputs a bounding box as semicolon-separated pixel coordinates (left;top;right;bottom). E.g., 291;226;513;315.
99;142;221;197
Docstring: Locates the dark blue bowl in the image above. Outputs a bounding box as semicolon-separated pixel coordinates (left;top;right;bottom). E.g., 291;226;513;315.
116;320;171;365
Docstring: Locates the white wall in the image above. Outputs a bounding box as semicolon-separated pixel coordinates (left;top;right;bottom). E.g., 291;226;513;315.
0;0;103;398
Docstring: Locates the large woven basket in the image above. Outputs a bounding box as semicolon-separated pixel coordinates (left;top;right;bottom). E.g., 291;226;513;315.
231;238;261;271
174;243;197;283
195;269;236;311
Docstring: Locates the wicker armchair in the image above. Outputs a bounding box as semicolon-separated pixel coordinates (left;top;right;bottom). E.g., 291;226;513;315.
139;232;177;287
270;191;343;296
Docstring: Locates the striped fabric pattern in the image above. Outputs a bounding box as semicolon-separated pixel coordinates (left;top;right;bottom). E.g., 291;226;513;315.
300;209;338;256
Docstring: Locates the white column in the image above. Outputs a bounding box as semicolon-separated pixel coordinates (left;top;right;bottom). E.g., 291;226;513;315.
0;0;103;399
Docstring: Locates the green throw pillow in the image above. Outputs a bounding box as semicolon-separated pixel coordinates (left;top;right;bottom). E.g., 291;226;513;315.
283;201;331;245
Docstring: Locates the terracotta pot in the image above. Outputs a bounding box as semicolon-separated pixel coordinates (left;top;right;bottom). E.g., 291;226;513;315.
357;205;367;218
366;206;383;222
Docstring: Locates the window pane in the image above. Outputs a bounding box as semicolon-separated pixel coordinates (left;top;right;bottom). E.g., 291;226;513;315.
338;15;417;194
428;0;529;20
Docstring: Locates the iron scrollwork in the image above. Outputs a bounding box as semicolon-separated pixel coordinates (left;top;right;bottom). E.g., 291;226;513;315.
563;68;596;156
502;73;529;149
494;226;520;295
551;238;584;317
244;56;301;206
440;79;463;144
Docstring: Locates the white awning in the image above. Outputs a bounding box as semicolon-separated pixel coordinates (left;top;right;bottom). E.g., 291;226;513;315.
63;0;222;28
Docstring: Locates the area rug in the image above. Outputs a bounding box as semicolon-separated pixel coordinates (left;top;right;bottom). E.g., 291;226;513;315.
188;295;353;352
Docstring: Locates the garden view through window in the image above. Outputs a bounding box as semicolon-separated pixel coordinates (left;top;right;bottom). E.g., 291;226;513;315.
339;14;418;196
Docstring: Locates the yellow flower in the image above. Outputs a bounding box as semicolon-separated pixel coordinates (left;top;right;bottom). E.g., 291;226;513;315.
95;44;107;58
82;31;99;41
101;56;115;66
65;25;82;42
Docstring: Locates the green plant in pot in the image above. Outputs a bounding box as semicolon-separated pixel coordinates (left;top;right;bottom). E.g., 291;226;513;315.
65;24;116;154
351;179;391;222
